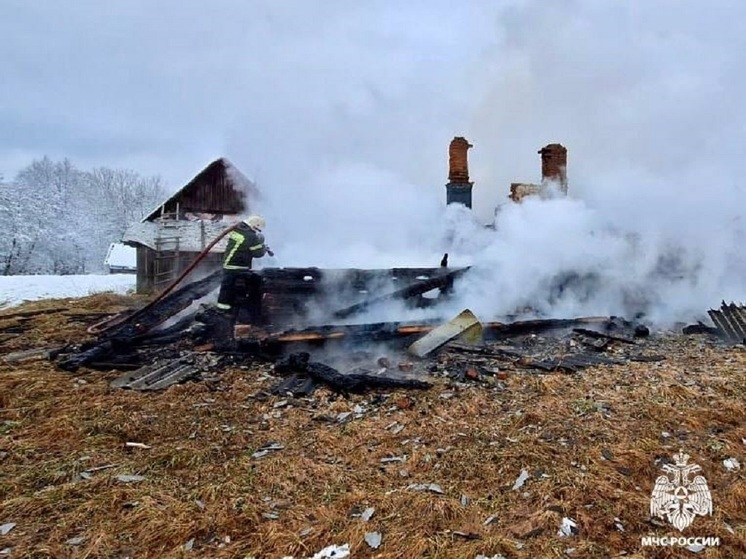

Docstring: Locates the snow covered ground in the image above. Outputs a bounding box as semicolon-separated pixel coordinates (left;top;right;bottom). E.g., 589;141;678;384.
0;274;136;308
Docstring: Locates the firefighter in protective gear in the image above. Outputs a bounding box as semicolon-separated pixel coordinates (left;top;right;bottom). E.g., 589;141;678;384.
216;215;273;319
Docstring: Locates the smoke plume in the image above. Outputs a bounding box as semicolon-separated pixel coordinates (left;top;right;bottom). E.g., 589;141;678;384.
236;1;746;325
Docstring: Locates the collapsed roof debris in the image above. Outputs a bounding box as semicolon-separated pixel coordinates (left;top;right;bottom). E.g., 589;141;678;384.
3;291;743;558
47;258;668;393
274;352;432;394
33;168;739;394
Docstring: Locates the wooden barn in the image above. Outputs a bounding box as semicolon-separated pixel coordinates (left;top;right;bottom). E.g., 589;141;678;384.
122;158;260;294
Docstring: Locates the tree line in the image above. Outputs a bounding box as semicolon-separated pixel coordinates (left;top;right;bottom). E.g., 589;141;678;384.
0;157;167;275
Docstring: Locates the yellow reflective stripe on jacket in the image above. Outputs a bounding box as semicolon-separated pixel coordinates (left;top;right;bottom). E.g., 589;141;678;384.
224;231;245;267
249;243;264;251
223;264;251;270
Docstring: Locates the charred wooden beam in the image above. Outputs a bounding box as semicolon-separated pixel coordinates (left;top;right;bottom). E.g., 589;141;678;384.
0;324;30;334
484;317;610;339
131;315;202;346
629;354;666;363
268;374;318;397
58;341;115;372
253;320;443;350
572;328;636;344
97;270;222;340
274;352;432;394
331;268;469;319
252;316;616;350
532;353;622;370
58;272;223;371
448;342;621;372
682;323;719;336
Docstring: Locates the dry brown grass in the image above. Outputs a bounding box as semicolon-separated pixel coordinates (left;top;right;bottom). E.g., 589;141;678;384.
0;294;744;558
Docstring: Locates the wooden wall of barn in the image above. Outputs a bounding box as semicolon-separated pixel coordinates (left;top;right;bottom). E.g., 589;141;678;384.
136;247;222;294
157;161;246;216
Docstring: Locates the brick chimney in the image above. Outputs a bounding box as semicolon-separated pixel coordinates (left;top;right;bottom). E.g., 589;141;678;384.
538;143;568;194
446;136;473;208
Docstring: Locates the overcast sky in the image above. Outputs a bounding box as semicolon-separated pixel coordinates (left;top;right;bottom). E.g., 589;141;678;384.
3;0;745;320
2;0;746;219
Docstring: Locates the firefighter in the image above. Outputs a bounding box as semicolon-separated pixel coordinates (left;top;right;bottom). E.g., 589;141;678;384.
216;215;273;320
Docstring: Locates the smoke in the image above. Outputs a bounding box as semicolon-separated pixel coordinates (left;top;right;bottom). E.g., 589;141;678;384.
4;2;742;324
229;0;745;326
445;192;745;325
259;163;448;269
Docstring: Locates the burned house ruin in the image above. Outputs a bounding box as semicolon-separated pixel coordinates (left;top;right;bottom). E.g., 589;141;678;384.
48;139;744;399
122;158;260;293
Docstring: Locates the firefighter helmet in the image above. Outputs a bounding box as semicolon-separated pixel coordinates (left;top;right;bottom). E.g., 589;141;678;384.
243;215;266;231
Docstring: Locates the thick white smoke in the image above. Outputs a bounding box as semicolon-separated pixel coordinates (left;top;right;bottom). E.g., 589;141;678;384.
257;168;742;326
235;1;746;326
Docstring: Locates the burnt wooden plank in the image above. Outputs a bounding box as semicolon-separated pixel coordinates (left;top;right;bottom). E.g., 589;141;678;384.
274;352;431;394
484;317;610;340
331;268;468;319
103;270;222;340
269;374;318;397
58;342;115;372
572;328;636;344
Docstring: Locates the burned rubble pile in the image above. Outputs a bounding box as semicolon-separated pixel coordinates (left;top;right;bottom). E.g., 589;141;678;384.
32;265;744;396
51;266;470;392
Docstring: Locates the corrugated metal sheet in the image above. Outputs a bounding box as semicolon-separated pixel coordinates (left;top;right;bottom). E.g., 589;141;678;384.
708;301;746;344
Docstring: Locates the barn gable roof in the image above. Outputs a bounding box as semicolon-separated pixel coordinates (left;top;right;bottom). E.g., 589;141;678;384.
143;158;259;222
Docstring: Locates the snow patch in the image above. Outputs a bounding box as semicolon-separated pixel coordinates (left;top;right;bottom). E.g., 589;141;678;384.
0;274;135;308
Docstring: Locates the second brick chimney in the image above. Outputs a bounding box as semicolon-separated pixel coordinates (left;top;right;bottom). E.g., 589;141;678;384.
539;143;568;194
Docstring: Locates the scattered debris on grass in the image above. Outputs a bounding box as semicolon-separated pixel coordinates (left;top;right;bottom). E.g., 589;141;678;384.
0;524;15;536
360;507;375;521
364;531;382;549
310;543;350;558
557;517;579;537
1;293;745;557
511;469;530;490
115;474;146;483
251;441;285;459
723;457;741;471
407;483;444;494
